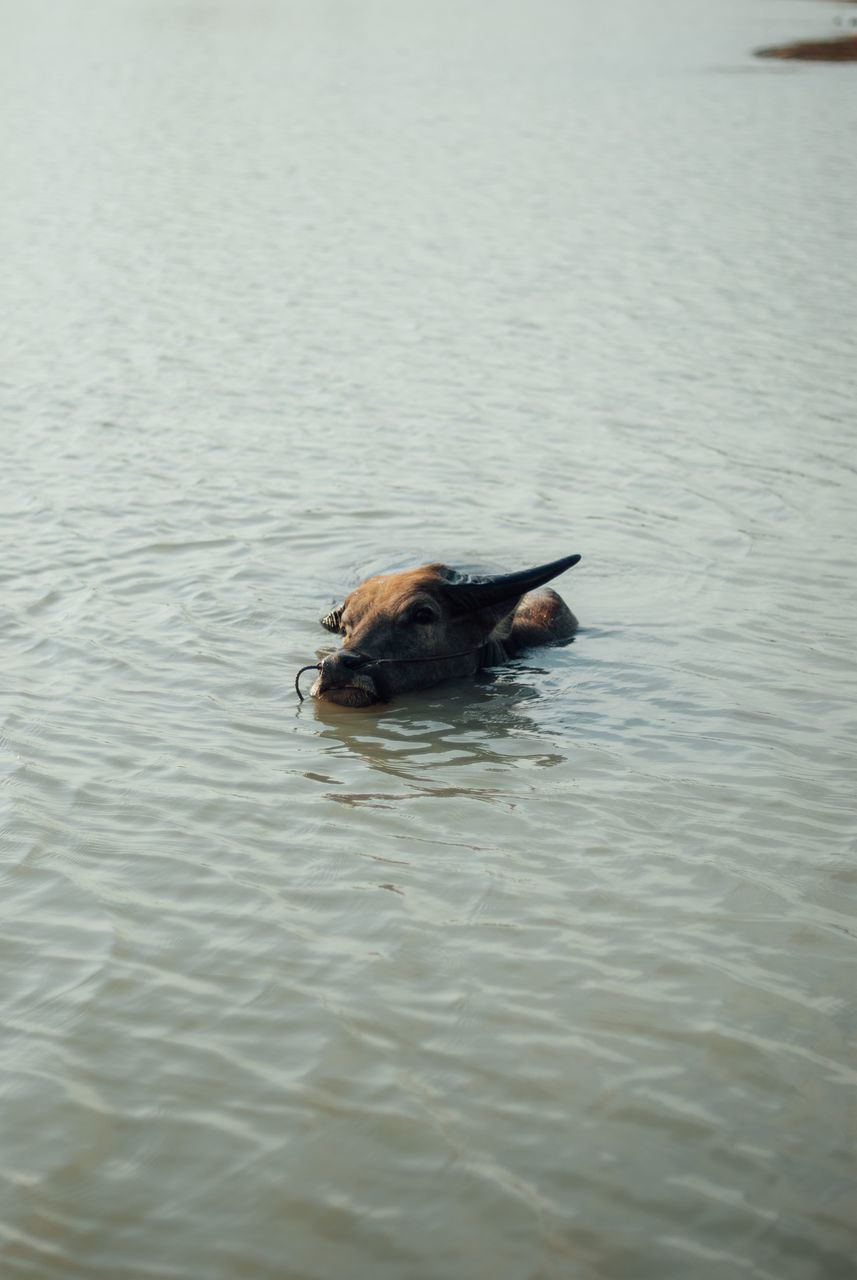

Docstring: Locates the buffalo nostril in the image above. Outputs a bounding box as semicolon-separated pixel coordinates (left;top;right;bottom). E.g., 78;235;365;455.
332;651;373;671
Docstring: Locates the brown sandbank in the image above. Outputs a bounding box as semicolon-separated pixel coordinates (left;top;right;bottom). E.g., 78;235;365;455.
755;33;857;60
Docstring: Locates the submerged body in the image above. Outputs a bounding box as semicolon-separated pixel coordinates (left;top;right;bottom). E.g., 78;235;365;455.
303;553;581;707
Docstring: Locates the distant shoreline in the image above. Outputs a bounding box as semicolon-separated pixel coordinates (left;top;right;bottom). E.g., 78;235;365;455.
755;33;857;61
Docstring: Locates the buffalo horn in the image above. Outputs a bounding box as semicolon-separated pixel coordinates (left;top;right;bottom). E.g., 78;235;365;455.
444;553;581;615
320;606;343;633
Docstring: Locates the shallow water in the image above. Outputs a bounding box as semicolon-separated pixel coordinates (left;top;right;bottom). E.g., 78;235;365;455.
2;1;856;1277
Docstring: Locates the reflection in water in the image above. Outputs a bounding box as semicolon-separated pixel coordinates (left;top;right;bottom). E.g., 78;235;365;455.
306;670;565;800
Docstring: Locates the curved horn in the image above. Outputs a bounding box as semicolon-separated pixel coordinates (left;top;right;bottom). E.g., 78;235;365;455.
320;606;344;633
444;553;581;615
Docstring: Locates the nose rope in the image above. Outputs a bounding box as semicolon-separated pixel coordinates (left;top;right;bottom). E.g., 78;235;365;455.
294;646;485;702
294;664;321;702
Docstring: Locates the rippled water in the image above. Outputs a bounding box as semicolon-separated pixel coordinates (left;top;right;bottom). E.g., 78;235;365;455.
2;1;856;1277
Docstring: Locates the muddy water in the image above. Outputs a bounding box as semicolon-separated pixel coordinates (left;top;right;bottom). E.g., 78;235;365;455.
2;1;855;1277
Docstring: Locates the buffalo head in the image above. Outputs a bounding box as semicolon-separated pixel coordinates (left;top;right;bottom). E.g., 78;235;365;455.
297;553;581;707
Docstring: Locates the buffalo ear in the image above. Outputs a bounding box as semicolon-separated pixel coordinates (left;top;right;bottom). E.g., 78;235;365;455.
320;606;344;633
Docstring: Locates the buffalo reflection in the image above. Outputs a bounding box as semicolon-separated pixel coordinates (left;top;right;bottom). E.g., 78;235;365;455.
303;668;566;800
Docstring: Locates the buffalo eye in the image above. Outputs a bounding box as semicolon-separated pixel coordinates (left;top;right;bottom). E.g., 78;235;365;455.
411;606;436;625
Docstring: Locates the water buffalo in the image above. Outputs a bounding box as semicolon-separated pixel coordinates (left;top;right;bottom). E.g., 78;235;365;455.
296;553;581;707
